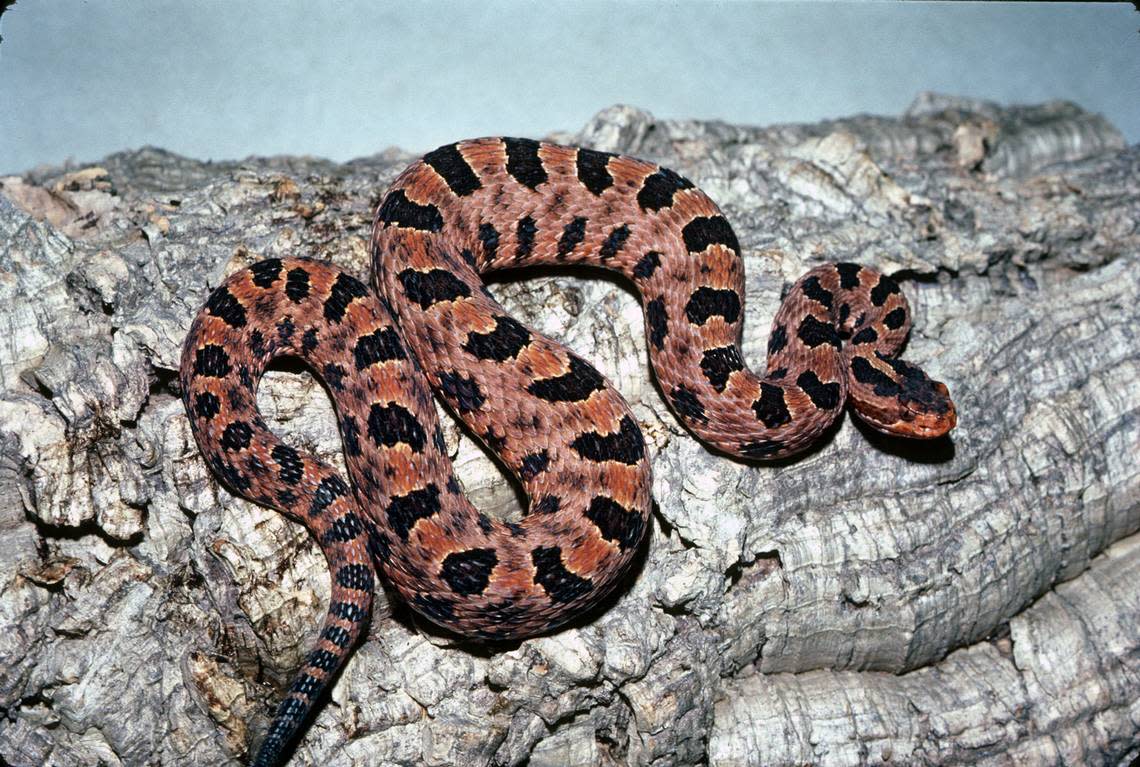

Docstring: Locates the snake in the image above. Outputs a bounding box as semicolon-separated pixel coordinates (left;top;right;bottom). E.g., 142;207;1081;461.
179;137;957;765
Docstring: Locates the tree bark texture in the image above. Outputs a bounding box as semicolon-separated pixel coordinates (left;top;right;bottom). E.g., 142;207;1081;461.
0;94;1137;766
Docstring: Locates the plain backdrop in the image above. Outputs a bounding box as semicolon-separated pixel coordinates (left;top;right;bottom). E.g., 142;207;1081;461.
0;1;1136;174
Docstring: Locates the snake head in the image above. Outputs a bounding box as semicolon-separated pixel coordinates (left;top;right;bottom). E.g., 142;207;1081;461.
849;352;957;439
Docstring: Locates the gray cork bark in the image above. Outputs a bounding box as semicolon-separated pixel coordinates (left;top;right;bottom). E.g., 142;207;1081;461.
1;94;1137;766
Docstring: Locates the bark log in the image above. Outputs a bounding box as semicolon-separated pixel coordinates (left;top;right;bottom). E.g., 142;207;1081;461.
0;94;1136;766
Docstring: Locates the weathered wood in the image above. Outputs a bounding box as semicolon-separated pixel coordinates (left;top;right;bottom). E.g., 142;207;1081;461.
0;95;1136;766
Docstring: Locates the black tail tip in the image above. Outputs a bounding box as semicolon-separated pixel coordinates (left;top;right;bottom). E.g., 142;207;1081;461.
249;695;308;767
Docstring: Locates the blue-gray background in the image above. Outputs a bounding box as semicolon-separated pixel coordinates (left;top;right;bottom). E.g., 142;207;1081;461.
0;1;1136;174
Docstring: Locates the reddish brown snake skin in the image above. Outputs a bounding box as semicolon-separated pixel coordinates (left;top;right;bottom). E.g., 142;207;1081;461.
179;137;957;764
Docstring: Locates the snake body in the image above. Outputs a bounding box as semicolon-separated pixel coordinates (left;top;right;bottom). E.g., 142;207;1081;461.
179;137;956;764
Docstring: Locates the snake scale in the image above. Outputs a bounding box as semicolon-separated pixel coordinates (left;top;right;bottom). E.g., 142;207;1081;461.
180;137;957;765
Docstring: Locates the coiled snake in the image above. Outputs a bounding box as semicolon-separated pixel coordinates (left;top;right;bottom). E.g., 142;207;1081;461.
180;137;957;765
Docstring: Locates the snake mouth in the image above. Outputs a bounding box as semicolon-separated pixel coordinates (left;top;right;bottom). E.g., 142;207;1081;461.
897;404;958;439
859;396;957;439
